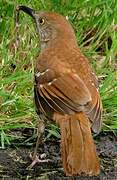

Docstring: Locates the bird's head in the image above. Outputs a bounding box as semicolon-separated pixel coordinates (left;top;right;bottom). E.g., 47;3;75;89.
17;6;77;49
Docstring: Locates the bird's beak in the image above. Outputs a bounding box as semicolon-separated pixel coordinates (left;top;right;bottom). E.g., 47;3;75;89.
16;5;36;19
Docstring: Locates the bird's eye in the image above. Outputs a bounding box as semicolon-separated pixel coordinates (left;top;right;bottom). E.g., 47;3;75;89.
39;18;45;25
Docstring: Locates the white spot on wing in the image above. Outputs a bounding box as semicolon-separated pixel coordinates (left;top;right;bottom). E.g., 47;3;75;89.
48;78;57;86
40;84;43;88
35;69;50;77
35;72;41;77
41;69;50;76
48;82;52;86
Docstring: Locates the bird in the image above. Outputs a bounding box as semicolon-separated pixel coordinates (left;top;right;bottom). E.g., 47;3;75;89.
16;6;102;176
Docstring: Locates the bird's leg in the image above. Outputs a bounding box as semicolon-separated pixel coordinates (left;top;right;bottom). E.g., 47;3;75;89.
33;119;45;158
27;118;51;169
28;119;45;168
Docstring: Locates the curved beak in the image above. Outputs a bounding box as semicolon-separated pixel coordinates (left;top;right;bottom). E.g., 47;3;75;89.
16;5;36;19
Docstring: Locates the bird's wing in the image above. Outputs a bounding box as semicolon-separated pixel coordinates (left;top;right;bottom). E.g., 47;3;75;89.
34;66;102;133
86;89;102;133
35;71;92;115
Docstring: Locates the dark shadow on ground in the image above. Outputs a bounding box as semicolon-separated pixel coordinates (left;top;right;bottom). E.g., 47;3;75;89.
0;132;116;180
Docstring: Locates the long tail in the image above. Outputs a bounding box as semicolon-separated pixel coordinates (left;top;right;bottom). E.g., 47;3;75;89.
58;113;100;176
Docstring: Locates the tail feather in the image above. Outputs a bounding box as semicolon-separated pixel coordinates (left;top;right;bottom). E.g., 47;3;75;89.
58;113;100;176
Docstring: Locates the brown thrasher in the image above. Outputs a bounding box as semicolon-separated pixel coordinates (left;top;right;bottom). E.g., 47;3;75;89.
17;6;102;176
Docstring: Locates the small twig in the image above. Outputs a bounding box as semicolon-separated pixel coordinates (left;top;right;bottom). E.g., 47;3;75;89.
14;6;21;51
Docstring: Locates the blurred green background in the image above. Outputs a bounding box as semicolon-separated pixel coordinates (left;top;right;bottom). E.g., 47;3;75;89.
0;0;117;148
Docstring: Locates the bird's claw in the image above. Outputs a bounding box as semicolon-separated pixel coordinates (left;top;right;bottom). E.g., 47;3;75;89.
27;153;51;170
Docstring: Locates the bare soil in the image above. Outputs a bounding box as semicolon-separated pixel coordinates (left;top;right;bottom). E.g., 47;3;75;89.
0;131;117;180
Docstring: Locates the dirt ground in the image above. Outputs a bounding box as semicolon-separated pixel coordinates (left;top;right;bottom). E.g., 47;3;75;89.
0;131;117;180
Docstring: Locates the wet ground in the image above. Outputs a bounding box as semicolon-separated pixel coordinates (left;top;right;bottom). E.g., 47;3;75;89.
0;131;117;180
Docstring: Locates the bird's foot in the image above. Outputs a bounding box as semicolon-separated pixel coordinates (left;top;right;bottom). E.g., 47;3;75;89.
27;153;51;169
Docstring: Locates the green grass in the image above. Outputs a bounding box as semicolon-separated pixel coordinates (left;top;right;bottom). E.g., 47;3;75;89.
0;0;117;147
